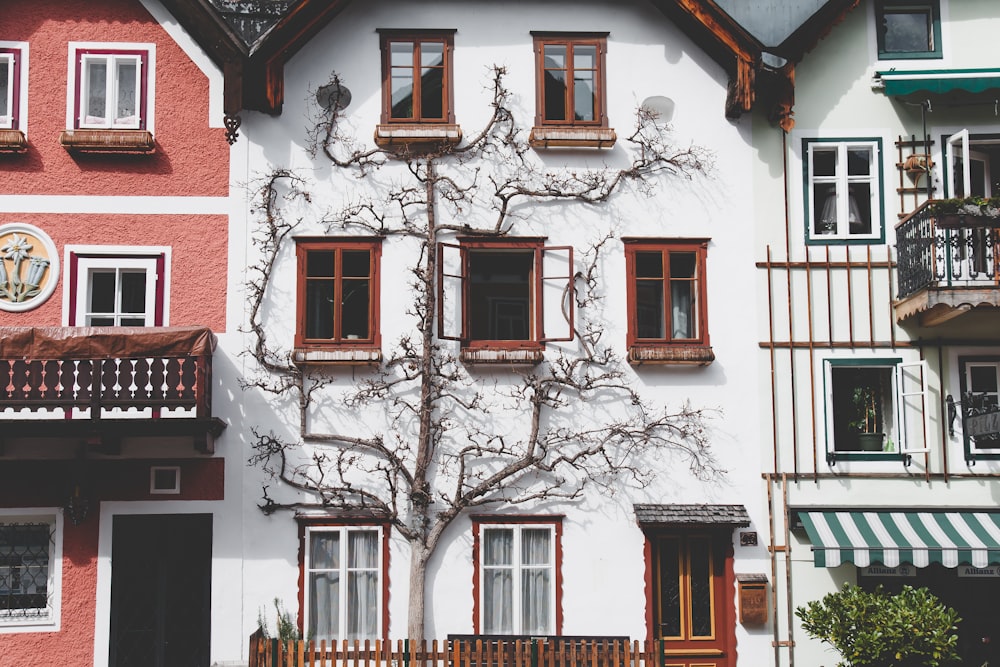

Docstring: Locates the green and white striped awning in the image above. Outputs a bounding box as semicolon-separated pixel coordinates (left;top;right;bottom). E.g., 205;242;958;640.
876;68;1000;98
799;511;1000;569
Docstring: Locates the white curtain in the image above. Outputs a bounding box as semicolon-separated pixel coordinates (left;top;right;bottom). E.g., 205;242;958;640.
308;532;340;643
85;61;107;121
346;531;379;640
483;529;513;633
520;529;551;634
670;282;693;339
114;59;137;124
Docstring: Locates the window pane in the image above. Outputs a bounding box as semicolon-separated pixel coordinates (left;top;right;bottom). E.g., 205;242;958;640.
347;531;378;569
636;252;663;278
811;147;836;177
309;571;339;642
657;539;681;637
636;282;665;339
306;280;335;339
307;250;336;277
483;568;513;634
346;531;379;640
688;539;713;637
483;528;513;566
390;42;414;67
573;70;595;121
543;45;567;122
89;270;116;314
0;523;51;619
521;529;550;565
814;183;839;235
421;42;443;68
847;182;872;235
341;279;370;340
114;60;137;124
883;9;933;52
521;567;550;634
420;65;444;119
390;42;415;119
342;251;369;277
89;317;115;326
86;61;108;121
542;45;565;69
119;271;147;315
469;251;533;341
831;366;893;451
970;366;1000;397
669;284;695;340
847;147;872;176
310;532;340;570
0;57;10;120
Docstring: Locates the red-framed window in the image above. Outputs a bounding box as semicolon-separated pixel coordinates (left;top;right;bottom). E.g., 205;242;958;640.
532;33;608;128
73;48;149;130
624;239;710;348
437;238;573;349
67;251;166;326
379;30;455;124
0;47;23;130
297;519;390;643
295;238;381;348
471;516;563;635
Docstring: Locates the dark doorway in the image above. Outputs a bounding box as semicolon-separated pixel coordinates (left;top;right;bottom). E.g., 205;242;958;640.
109;514;213;667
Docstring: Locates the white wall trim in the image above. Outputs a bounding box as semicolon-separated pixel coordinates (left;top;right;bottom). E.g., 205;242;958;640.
66;42;157;135
0;195;229;215
0;507;64;634
0;41;29;137
62;244;172;327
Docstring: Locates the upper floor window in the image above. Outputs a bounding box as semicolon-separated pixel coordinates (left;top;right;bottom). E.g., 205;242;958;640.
804;139;883;244
624;239;713;366
70;45;153;131
302;524;384;643
959;358;1000;458
473;518;561;635
0;512;62;631
876;0;941;60
437;238;573;356
295;239;381;349
0;46;23;131
533;33;607;127
66;248;167;326
824;359;928;462
379;31;454;124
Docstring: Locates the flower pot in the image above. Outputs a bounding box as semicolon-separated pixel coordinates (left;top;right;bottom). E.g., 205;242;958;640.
858;432;885;451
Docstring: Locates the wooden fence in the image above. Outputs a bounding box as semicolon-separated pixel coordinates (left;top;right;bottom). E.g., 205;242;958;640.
249;636;675;667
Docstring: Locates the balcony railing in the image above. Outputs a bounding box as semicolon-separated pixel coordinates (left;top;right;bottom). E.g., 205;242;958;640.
896;200;1000;301
0;326;223;451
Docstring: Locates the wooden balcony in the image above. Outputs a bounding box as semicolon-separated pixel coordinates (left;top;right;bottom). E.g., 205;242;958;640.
0;326;225;453
895;200;1000;326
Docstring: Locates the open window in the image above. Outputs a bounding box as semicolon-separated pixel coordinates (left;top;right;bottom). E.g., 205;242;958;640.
529;33;615;148
67;249;167;326
804;139;883;244
375;30;460;149
294;238;381;365
824;358;928;463
301;524;386;643
472;517;561;635
62;44;154;152
438;238;573;364
942;130;1000;283
875;0;941;60
624;239;713;365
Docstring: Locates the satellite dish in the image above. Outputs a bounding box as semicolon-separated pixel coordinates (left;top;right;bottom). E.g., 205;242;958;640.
640;96;675;124
316;81;352;111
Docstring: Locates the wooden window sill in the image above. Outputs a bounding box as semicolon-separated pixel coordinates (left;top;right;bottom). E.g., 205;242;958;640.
628;344;714;366
529;126;616;149
461;347;544;365
374;124;462;149
59;129;155;153
0;129;27;153
292;347;382;366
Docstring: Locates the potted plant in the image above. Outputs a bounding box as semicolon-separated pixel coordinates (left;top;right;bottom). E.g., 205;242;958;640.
927;196;1000;227
849;380;885;451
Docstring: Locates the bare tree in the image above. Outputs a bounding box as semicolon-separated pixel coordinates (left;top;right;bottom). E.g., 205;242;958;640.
243;66;721;639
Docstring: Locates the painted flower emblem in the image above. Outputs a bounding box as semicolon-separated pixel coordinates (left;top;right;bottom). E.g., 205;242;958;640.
2;234;33;262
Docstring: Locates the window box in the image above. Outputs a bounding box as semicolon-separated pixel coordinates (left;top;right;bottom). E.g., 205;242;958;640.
437;238;574;363
374;123;462;149
531;33;614;149
876;0;941;60
0;128;26;152
472;517;562;635
295;238;381;364
58;129;155;153
804;139;883;244
624;239;712;365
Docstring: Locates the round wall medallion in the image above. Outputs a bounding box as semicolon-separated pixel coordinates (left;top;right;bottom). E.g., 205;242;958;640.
0;223;60;312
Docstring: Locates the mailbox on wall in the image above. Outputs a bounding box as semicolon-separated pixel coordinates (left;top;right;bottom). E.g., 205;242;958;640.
736;573;769;625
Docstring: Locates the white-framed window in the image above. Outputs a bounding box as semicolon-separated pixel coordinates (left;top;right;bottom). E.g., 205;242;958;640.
303;525;382;643
824;358;928;458
960;358;1000;453
476;522;557;635
0;43;27;131
65;247;169;327
68;43;154;131
804;139;883;243
0;510;62;632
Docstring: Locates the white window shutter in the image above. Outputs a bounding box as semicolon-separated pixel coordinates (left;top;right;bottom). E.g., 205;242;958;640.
898;360;930;455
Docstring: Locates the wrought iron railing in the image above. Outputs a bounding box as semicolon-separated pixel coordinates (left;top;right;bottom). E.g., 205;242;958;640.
896;200;1000;300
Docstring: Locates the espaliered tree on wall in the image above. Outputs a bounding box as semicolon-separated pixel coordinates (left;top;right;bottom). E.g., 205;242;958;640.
244;66;720;639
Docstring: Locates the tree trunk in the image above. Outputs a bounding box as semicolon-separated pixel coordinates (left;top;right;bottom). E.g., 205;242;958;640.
406;541;431;640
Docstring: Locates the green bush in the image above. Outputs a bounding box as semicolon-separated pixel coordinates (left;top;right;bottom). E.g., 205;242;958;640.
795;584;960;667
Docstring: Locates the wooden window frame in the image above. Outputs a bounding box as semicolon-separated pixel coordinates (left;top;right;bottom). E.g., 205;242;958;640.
296;518;390;643
624;239;712;365
532;33;608;129
73;48;150;130
66;248;168;327
875;0;942;60
294;238;382;350
379;30;456;125
470;515;563;635
437;238;574;352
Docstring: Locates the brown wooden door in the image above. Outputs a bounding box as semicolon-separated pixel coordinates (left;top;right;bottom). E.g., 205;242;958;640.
653;533;733;667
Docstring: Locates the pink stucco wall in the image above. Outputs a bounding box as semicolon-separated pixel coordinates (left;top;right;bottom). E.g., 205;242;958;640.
0;0;229;196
